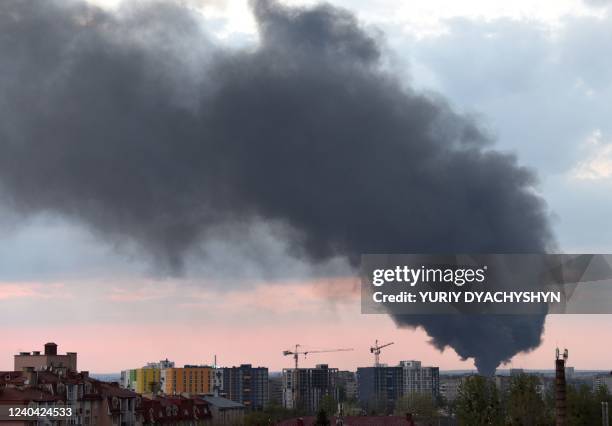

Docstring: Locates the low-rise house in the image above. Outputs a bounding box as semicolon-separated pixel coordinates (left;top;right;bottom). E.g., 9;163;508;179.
200;395;245;426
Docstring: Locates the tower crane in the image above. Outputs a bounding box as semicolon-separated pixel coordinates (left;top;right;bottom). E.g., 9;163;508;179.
283;344;354;369
370;340;394;367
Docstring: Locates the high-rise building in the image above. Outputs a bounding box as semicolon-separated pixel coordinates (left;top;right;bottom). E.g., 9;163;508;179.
135;367;162;394
221;364;269;411
439;375;464;402
337;370;358;401
400;360;439;398
120;360;176;394
357;360;440;413
283;364;339;414
269;374;284;405
161;366;213;395
594;372;612;392
14;342;77;372
356;366;403;413
510;368;524;376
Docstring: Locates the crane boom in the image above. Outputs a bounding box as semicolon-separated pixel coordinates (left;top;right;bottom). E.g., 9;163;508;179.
283;344;354;369
370;340;394;367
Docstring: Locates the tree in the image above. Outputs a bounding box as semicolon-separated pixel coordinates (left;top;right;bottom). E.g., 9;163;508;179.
505;374;547;426
315;408;330;426
244;411;272;426
319;394;337;417
455;375;503;425
566;383;612;426
394;392;438;423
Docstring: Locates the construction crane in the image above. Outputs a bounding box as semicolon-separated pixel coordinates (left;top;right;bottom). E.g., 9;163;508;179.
283;344;354;369
370;340;394;367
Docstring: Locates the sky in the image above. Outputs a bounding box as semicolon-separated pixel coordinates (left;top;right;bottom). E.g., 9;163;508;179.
2;0;612;373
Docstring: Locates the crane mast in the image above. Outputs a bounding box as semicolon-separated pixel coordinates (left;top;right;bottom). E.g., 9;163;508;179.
370;340;394;367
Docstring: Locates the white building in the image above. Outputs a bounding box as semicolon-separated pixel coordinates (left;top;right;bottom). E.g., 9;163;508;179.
594;372;612;392
400;360;439;397
439;376;463;402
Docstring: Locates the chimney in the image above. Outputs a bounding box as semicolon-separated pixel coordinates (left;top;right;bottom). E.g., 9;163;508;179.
555;350;567;426
44;342;58;356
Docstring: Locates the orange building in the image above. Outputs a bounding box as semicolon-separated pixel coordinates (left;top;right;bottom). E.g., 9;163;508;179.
161;366;212;395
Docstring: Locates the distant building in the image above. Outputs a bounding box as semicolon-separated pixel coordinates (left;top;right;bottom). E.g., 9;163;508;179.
269;374;284;405
14;342;77;372
161;366;213;395
337;370;358;401
510;368;524;376
400;360;439;398
120;360;175;394
494;375;512;394
200;395;245;426
594;371;612;392
356;366;403;413
283;364;339;414
220;364;268;411
357;360;440;413
439;375;464;402
211;367;224;395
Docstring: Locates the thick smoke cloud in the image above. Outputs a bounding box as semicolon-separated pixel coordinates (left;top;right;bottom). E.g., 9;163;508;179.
0;0;554;374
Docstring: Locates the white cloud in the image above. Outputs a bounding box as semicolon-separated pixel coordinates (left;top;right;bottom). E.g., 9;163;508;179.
571;130;612;181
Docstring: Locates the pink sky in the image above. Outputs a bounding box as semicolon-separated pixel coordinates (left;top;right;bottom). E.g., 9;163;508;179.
1;280;611;373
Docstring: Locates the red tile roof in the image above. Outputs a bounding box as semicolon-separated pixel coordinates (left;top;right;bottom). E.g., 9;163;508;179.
0;387;63;404
276;416;413;426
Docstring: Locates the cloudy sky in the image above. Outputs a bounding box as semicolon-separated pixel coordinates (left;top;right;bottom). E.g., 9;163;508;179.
1;0;612;373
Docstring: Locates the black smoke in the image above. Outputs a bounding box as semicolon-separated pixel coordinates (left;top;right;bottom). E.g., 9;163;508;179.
0;0;555;374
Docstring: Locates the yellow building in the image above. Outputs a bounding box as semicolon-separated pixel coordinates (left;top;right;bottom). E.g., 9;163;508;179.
135;367;162;394
161;366;212;395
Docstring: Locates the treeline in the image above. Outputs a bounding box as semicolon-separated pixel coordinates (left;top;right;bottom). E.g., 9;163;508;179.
242;375;611;425
454;374;611;425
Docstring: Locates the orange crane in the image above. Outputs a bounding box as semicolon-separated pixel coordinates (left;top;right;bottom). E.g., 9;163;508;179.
370;340;394;366
283;344;354;369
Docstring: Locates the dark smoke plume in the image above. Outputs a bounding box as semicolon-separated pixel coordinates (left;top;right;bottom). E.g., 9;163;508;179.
0;0;554;374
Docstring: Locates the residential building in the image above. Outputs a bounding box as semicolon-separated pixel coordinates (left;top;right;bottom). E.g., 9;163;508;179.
269;374;283;405
356;366;403;413
200;395;245;426
211;368;224;395
276;415;416;425
400;360;439;398
140;395;211;424
161;366;213;395
14;342;77;372
337;370;358;401
283;364;339;414
135;367;163;394
220;364;268;410
121;359;176;394
494;375;512;394
1;369;140;425
357;360;440;413
439;375;464;402
594;371;612;392
121;368;138;391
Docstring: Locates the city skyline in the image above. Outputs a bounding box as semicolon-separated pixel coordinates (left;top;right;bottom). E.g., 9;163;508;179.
2;0;612;378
